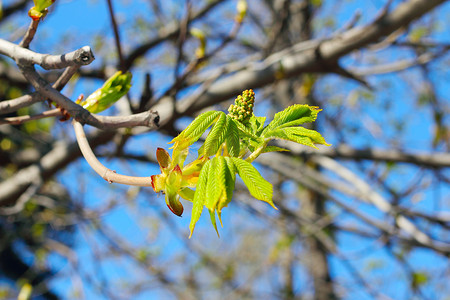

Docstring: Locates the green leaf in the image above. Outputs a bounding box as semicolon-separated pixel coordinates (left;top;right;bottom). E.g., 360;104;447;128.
170;111;221;149
217;157;236;212
225;116;240;157
232;118;259;140
189;160;211;238
262;145;289;153
178;187;195;202
203;112;227;157
231;157;275;208
265;127;330;149
262;104;320;134
209;210;220;237
249;115;266;135
205;157;224;211
81;71;132;114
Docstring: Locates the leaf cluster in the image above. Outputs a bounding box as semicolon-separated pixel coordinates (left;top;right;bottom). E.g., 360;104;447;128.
152;90;329;237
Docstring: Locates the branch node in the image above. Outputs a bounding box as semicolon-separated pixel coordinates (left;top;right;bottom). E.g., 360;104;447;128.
103;169;117;184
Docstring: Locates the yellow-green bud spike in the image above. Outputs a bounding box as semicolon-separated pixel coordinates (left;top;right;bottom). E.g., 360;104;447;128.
227;89;255;124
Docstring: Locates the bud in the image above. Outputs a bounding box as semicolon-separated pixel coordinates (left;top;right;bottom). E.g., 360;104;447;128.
190;28;206;59
156;147;171;171
228;89;255;124
80;71;132;114
235;0;247;23
28;0;55;20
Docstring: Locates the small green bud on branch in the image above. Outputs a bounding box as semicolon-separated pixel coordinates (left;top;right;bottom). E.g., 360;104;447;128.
28;0;55;20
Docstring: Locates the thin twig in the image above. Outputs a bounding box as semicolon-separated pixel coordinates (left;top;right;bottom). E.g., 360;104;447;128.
19;19;40;48
0;65;80;115
157;4;245;102
0;39;95;69
312;155;450;253
0;109;62;125
73;120;153;186
19;65;160;130
106;0;125;71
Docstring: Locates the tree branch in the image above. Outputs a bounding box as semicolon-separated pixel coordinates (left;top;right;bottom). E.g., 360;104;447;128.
73;120;153;186
123;0;225;69
0;129;118;207
283;143;450;168
0;39;95;69
19;19;40;48
0;65;79;115
18;65;160;130
154;0;446;125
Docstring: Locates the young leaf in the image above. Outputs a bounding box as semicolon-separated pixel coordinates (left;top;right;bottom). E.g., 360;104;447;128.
265;127;330;149
156;147;171;170
205;157;230;212
262;104;320;134
189;160;211;238
230;157;276;209
170;111;221;150
209;210;220;237
231;118;260;140
262;145;289;153
225;116;240;157
249;115;266;136
80;71;132;114
203;112;227;157
217;157;236;213
165;165;184;216
178;187;195;202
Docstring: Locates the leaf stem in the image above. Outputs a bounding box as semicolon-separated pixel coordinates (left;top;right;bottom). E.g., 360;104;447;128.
245;141;268;163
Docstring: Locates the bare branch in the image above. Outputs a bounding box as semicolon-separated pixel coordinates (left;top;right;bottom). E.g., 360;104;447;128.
123;0;225;69
73;120;153;186
0;108;62;125
312;155;450;254
106;0;125;71
19;19;40;48
284;143;450;168
0;65;79;115
353;51;442;76
0;129;117;207
0;39;94;69
18;65;161;130
159;0;446;124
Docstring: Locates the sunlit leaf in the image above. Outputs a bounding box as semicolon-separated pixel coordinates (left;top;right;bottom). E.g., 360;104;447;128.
80;71;132;114
263;104;320;134
189;160;211;238
262;145;289;153
231;157;275;208
203;112;227;157
232;118;259;140
170;111;221;149
225;116;240;157
265;127;330;149
209;210;220;237
205;157;226;211
217;157;236;213
178;187;195;202
249;115;266;135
